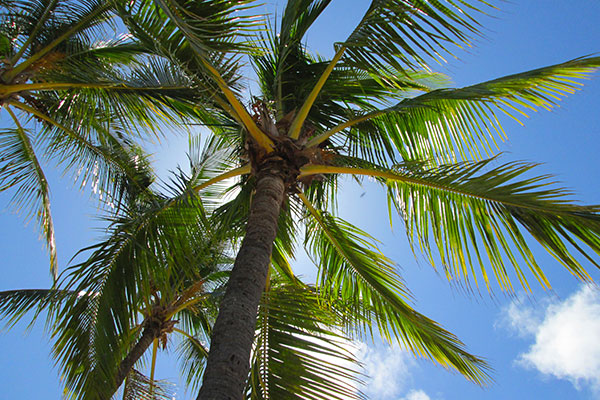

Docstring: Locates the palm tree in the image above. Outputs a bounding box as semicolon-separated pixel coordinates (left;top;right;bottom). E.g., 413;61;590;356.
113;1;600;399
0;144;220;399
0;140;367;400
0;0;204;278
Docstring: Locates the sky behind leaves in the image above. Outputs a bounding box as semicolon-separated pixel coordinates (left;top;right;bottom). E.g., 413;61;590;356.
1;1;600;399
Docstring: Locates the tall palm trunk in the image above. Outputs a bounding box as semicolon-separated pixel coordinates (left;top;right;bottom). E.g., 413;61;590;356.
198;167;286;400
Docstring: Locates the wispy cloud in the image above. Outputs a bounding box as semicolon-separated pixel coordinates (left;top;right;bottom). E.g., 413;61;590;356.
353;343;441;400
500;285;600;391
356;342;414;399
400;389;432;400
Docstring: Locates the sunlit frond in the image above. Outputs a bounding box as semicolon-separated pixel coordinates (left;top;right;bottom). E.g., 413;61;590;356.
341;0;497;72
122;369;176;400
303;157;600;292
310;56;600;165
299;193;490;384
386;158;600;291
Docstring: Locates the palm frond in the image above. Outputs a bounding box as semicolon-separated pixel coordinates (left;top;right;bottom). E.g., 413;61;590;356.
0;109;57;277
122;369;175;400
37;56;199;137
248;280;365;400
269;199;301;283
116;0;254;95
50;180;222;399
0;288;74;329
386;158;600;291
117;0;274;148
279;0;332;45
338;56;600;164
177;333;210;394
2;0;114;80
300;193;490;384
341;0;497;72
7;100;157;207
304;157;600;291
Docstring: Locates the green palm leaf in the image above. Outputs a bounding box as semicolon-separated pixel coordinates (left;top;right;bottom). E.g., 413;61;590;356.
307;156;600;291
248;279;365;400
0;288;74;329
0;118;57;276
49;169;226;399
121;369;176;400
310;56;600;164
385;158;600;291
300;194;490;384
341;0;496;72
177;332;211;394
2;0;114;80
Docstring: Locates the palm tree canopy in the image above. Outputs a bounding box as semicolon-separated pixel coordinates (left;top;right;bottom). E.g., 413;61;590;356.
1;0;600;399
111;0;600;397
0;0;207;278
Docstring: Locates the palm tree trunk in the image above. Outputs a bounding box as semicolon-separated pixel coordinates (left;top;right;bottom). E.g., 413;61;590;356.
198;168;286;400
110;322;160;398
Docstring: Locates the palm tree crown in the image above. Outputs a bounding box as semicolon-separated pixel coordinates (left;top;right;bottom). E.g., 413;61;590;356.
111;1;600;399
1;0;600;399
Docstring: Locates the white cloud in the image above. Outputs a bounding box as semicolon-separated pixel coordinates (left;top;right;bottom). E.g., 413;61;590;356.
502;285;600;390
401;389;432;400
356;343;414;399
498;300;543;337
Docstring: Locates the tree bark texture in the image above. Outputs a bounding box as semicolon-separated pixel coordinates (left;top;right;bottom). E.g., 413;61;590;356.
198;169;286;400
109;321;160;399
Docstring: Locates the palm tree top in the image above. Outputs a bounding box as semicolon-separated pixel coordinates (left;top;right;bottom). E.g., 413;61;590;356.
1;1;600;399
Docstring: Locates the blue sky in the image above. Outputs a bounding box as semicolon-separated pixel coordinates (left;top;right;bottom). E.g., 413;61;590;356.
1;1;600;399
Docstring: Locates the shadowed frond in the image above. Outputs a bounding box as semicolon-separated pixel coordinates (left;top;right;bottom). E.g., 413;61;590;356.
177;332;210;395
270;202;300;283
248;279;365;400
0;288;75;329
48;173;227;399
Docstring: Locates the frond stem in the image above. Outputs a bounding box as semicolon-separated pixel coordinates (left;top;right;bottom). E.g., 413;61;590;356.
306;110;384;148
0;82;190;96
288;46;346;139
196;58;274;153
298;164;581;216
167;295;207;320
172;327;203;344
192;164;251;192
149;338;159;396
